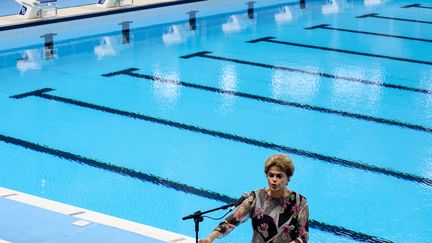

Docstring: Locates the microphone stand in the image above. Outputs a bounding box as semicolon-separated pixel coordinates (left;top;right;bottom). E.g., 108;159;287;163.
182;201;236;243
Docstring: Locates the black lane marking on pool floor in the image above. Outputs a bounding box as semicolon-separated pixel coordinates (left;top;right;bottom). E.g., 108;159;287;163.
0;134;231;203
357;13;432;25
0;133;392;243
179;51;432;95
305;24;432;43
247;37;432;66
103;68;432;134
402;3;432;9
10;88;432;187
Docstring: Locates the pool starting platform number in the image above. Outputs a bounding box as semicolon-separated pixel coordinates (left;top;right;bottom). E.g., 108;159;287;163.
97;0;134;8
15;0;57;19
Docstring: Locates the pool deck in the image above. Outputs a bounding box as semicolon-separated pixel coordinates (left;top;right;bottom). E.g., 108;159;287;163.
0;187;194;243
0;0;199;31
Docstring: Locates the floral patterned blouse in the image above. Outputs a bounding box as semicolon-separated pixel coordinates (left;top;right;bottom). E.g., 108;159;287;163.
215;188;309;243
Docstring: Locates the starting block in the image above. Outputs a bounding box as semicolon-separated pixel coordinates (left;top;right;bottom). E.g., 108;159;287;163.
15;0;57;19
97;0;134;8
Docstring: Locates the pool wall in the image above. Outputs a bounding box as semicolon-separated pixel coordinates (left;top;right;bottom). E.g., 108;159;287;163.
0;0;325;51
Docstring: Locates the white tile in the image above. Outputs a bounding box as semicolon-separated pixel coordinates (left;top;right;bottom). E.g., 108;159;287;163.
72;220;91;227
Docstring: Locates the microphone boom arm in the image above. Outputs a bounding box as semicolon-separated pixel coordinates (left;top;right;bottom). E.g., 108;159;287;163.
182;195;245;243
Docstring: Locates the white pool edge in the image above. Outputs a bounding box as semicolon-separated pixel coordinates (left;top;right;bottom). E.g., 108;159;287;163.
0;186;195;243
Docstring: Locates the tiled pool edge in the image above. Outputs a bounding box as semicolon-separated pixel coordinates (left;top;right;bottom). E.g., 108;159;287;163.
0;0;305;32
0;0;304;51
0;187;195;243
0;0;203;32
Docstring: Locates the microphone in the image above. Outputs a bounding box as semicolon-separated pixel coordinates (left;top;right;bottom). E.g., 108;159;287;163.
182;193;249;221
229;193;247;208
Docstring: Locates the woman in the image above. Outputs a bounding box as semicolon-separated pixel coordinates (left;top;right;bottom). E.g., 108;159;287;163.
199;154;309;243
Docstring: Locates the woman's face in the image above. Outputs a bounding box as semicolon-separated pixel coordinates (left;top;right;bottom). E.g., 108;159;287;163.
267;166;289;194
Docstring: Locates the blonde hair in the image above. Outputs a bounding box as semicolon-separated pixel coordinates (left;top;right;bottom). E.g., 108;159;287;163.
264;154;294;177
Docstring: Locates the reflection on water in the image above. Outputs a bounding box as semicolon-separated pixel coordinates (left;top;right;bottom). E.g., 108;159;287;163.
275;6;293;24
331;65;383;110
364;0;385;7
162;23;195;45
219;64;238;112
151;66;181;108
94;30;132;60
321;0;340;14
321;0;352;14
16;34;58;73
271;68;319;100
274;6;302;25
420;69;432;120
222;14;256;33
40;179;46;195
94;36;120;59
16;49;42;73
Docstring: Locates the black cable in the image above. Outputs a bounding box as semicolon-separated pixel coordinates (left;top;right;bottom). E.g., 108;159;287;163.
202;208;234;220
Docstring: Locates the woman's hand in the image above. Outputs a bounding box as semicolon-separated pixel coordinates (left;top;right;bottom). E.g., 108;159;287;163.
198;237;212;243
199;230;219;242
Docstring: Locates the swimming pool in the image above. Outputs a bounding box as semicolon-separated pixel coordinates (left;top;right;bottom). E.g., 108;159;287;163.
0;0;431;242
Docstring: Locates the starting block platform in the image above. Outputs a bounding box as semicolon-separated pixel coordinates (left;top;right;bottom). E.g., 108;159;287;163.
16;0;58;19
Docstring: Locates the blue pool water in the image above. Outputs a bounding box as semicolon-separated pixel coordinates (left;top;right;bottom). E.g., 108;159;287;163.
1;0;432;242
